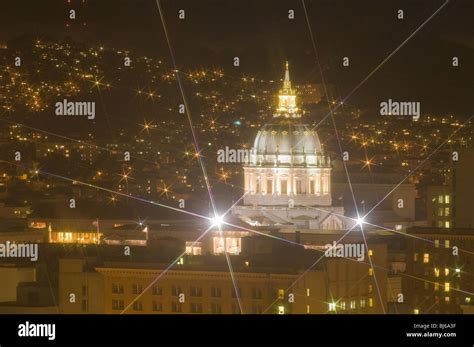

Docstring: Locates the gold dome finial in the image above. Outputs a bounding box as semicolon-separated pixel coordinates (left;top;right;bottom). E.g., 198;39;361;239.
283;61;291;90
274;61;301;119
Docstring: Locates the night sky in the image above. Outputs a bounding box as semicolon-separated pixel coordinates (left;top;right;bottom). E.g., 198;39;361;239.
0;0;473;117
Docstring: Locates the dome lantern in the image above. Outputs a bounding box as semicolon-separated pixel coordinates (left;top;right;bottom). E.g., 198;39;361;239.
274;61;301;119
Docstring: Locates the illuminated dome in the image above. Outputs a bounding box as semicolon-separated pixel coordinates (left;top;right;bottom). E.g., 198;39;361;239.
251;123;327;167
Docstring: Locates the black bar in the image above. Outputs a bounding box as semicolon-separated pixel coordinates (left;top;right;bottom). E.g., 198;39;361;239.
0;314;473;345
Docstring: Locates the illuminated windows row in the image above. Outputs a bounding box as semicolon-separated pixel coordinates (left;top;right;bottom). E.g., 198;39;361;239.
436;195;450;204
434;240;450;248
254;177;328;195
437;207;450;217
328;298;373;311
433;267;461;278
433;282;450;292
413;244;453;263
436;221;451;228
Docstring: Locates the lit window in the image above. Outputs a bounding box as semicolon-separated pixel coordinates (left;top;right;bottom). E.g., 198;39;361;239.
185;241;202;255
434;282;439;291
445;268;450;276
306;288;310;297
423;253;429;264
434;268;440;277
413;253;418;261
437;207;444;217
306;305;310;313
340;301;346;310
213;237;225;254
213;237;241;255
278;289;285;299
444;283;450;292
445;195;450;204
368;249;373;256
278;305;285;314
444;208;450;217
368;284;373;293
466;297;471;303
445;240;450;249
445;296;450;303
438;195;443;204
369;268;373;276
350;300;356;309
434;240;439;248
368;298;373;307
328;302;336;311
360;299;366;308
414;308;419;314
445;221;450;229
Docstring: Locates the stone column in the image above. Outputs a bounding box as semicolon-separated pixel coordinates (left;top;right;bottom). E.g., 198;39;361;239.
316;173;321;195
244;170;249;193
289;171;293;195
327;169;331;195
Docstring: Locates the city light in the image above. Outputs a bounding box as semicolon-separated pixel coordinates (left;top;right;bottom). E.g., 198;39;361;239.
211;215;224;228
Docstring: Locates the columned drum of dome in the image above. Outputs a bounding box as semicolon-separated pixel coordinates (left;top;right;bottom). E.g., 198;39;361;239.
233;62;346;231
245;121;333;207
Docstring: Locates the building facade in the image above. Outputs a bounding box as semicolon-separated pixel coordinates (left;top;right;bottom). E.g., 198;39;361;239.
405;227;474;314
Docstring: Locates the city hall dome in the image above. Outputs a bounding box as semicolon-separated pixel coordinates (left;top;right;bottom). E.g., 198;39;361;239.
235;61;340;223
249;62;329;168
